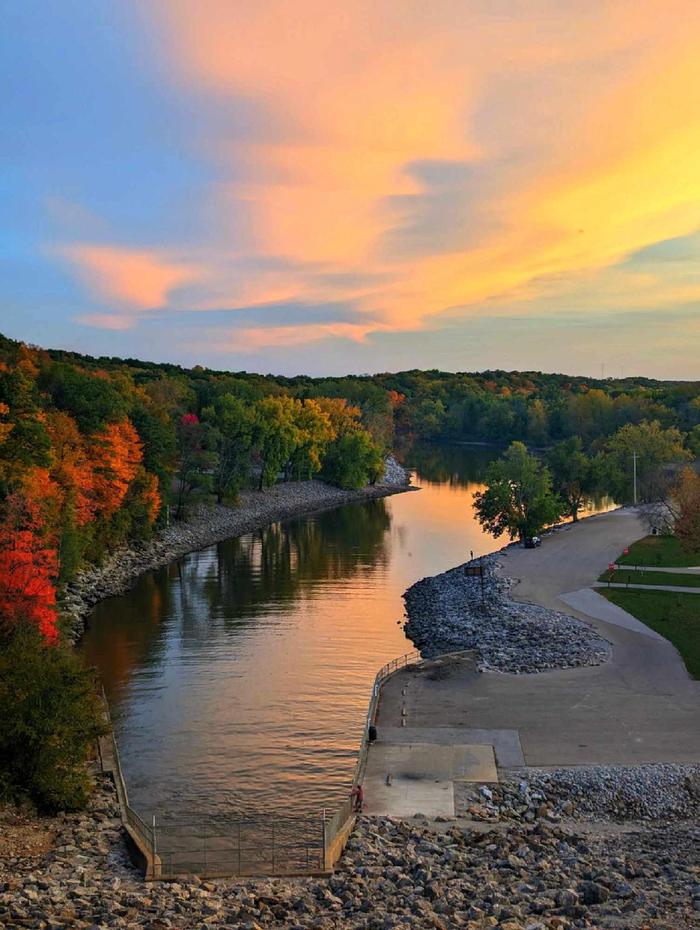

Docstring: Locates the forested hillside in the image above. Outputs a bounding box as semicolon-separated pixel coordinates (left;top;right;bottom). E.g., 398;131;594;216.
43;342;700;448
3;332;700;646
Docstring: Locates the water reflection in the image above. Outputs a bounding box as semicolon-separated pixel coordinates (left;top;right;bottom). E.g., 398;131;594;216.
85;500;392;700
399;439;497;487
81;444;511;819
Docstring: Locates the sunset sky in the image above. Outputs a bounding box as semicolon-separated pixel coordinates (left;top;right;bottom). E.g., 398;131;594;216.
3;1;700;377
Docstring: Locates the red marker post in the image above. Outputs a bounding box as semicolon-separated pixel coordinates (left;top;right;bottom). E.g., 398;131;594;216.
607;563;616;587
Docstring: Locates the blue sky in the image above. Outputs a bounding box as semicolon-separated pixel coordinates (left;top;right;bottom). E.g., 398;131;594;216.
3;1;700;377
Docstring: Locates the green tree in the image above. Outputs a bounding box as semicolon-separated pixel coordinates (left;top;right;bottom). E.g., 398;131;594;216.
473;441;562;541
202;394;255;502
130;401;178;503
41;363;127;433
174;414;218;518
546;437;601;522
0;625;107;812
603;420;691;503
410;397;446;438
526;398;549;446
252;396;302;489
687;424;700;458
321;430;384;489
0;356;51;489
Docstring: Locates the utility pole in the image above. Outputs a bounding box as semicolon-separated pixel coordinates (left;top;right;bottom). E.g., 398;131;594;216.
632;450;638;505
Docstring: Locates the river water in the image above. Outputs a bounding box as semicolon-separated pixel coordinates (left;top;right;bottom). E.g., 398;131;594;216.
81;443;604;824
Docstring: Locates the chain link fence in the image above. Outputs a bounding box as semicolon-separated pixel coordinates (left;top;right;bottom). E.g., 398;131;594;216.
100;649;433;878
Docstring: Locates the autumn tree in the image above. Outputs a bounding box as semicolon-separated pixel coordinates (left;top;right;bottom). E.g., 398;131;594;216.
674;467;700;553
90;419;144;520
0;491;59;643
252;396;302;489
290;399;335;480
174;413;218;517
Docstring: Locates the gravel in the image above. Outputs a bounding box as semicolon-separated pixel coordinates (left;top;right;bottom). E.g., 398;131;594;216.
2;775;698;929
403;555;611;673
60;457;411;640
457;764;700;824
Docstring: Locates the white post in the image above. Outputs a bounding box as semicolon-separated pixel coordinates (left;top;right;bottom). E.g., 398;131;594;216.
632;451;638;506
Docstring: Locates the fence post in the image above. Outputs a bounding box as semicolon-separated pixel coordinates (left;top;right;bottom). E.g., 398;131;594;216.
203;823;207;873
152;813;157;859
322;810;328;871
237;821;242;875
271;822;276;874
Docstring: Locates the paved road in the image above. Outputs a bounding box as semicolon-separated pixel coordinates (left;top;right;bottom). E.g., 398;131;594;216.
377;508;700;768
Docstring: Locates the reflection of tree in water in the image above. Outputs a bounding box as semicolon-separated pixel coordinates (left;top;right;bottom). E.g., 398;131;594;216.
186;498;392;625
397;438;498;487
81;571;171;699
82;499;391;694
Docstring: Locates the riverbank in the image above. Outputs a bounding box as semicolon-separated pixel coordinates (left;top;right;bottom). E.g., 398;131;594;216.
2;773;697;929
403;550;611;673
61;456;413;640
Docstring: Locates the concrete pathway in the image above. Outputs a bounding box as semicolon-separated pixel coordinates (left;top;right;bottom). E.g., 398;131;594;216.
594;581;700;594
617;564;700;574
560;588;667;642
372;508;700;790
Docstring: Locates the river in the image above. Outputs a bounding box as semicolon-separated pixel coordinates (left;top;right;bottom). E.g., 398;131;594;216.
81;443;606;825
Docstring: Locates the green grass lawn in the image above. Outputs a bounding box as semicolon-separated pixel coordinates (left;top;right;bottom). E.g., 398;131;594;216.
600;588;700;679
616;534;700;567
598;568;700;587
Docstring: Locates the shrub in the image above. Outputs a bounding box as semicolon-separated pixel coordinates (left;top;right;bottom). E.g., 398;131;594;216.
0;625;107;812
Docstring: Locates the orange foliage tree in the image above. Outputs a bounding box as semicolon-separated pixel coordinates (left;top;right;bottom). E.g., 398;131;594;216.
46;412;95;526
674;467;700;553
90;419;143;520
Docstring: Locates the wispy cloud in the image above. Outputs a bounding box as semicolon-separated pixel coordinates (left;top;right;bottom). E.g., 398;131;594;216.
59;244;200;311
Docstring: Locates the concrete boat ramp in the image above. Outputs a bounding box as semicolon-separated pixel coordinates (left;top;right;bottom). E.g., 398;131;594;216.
363;654;521;817
363;509;700;819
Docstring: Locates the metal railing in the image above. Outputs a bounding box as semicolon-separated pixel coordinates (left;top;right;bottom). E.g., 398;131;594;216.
99;647;465;879
154;815;326;878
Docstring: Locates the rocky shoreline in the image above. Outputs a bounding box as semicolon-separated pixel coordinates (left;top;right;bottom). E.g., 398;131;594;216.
403;553;610;674
60;457;412;640
457;763;700;824
2;773;698;929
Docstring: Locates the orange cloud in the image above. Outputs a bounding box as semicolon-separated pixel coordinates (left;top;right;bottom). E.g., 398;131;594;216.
75;313;135;330
74;1;700;341
61;245;199;309
209;321;389;353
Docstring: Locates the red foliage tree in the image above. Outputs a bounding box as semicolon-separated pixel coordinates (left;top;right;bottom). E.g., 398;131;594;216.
0;492;58;644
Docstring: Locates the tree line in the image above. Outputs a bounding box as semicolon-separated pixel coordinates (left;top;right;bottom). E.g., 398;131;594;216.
474;424;696;544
